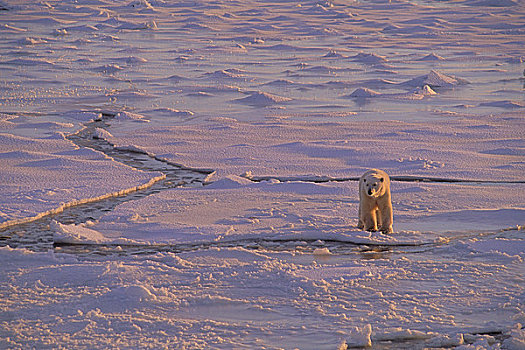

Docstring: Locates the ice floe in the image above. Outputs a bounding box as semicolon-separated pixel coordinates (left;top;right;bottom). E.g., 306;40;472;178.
1;0;525;348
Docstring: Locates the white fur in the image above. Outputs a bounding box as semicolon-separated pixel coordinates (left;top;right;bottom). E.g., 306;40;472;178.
357;169;393;234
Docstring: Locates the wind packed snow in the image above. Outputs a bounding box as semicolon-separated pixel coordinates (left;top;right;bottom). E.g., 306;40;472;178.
1;0;525;349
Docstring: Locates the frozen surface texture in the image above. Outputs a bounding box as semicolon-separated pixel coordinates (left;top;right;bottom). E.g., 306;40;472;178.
1;0;525;348
1;241;524;349
0;119;163;228
60;177;525;245
106;114;525;181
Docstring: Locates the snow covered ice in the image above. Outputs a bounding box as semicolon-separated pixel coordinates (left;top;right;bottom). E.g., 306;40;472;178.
1;0;525;348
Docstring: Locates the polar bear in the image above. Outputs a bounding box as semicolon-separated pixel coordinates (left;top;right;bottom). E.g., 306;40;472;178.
357;169;393;234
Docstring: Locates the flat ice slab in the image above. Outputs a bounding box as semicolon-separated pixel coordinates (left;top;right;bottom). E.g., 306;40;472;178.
53;174;525;247
105;114;525;182
0;122;162;227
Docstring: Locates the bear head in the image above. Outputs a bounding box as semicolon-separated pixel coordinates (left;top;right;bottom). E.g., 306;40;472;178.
361;172;386;198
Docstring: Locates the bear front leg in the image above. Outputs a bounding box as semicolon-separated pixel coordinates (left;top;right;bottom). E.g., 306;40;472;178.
376;209;382;228
359;199;377;231
378;201;393;234
364;206;378;232
357;202;364;229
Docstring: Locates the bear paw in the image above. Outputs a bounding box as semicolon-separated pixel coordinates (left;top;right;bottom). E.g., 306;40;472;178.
381;226;393;234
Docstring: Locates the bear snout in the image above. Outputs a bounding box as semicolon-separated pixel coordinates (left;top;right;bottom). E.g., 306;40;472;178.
368;188;373;196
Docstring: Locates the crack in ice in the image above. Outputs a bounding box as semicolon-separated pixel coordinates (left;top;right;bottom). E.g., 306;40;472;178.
243;174;525;185
0;113;213;251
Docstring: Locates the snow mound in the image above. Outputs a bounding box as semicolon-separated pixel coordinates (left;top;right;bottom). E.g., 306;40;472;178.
352;52;388;64
348;87;381;98
115;111;150;122
347;324;372;348
419;53;445;61
94;64;123;74
234;91;292;106
481;147;525;156
312;247;331;255
204;69;249;81
122;56;148;65
403;70;469;88
414;84;437;96
426;334;464;347
479;100;525;109
263;79;297;87
18;37;47;45
377;328;431;342
147;108;195;118
51;220;110;244
295;263;379;281
205;175;254;189
324;49;346;58
104;285;157;302
93;128;113;139
115;144;150;154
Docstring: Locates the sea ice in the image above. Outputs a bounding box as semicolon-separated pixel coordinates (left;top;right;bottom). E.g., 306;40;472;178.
102;114;525;182
0;129;163;228
346;324;372;348
51;220;111;245
502;324;525;350
1;0;524;348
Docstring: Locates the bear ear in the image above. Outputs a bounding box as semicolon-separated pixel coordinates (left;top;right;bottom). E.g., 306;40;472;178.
380;178;384;182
